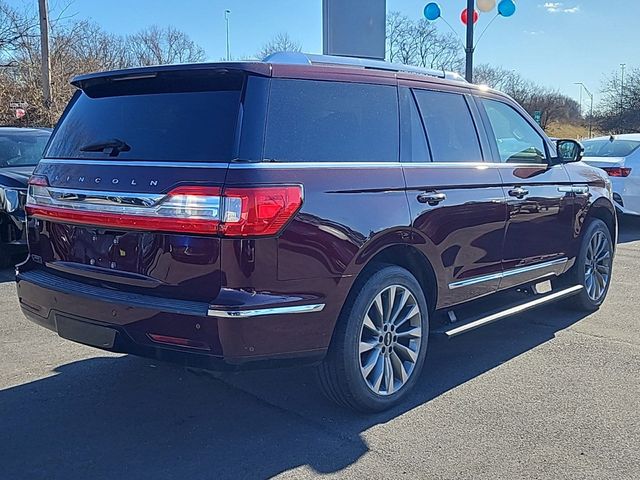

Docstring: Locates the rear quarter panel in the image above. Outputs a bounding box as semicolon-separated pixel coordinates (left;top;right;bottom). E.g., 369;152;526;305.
221;163;411;352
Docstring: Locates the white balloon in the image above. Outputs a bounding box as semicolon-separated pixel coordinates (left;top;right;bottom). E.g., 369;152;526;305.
477;0;497;12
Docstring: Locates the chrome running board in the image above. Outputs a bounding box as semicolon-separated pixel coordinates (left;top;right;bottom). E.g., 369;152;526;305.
443;285;583;338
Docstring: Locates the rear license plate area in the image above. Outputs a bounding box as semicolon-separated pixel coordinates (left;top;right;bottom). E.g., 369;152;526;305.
56;314;117;349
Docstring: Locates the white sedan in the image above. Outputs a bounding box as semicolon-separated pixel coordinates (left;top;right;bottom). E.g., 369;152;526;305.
582;133;640;215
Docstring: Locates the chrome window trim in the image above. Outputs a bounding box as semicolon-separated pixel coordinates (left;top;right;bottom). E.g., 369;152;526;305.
40;159;229;168
230;162;402;169
207;303;325;318
230;161;551;169
40;159;551;169
448;257;568;290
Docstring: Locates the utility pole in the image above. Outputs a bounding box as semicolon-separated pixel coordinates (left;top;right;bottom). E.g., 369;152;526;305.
464;0;474;83
38;0;52;118
225;9;231;61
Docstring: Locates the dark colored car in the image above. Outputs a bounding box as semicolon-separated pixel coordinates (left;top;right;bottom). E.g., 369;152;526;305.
16;53;616;412
0;127;51;267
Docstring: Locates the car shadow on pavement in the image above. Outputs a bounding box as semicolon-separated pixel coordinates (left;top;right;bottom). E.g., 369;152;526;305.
0;303;589;480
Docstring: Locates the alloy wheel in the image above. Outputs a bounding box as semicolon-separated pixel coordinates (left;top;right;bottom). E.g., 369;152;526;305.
358;285;422;396
584;230;612;302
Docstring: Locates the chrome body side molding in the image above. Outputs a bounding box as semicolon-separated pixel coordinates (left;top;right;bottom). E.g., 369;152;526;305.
448;257;568;290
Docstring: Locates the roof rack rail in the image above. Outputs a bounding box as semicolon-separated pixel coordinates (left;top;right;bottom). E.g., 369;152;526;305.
262;52;467;82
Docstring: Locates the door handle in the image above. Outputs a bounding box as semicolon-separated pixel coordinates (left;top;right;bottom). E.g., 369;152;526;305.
508;187;529;199
417;191;446;206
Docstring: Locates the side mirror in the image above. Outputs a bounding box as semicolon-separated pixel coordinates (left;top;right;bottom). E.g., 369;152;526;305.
556;139;584;163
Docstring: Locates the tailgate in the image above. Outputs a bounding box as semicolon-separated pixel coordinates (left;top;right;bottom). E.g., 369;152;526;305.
28;161;228;302
25;67;248;302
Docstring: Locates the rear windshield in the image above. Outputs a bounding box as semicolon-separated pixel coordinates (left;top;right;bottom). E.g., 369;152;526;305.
0;131;50;167
582;139;640;158
45;71;244;162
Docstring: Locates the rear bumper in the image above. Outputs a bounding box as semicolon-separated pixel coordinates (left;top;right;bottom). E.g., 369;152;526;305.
16;268;329;369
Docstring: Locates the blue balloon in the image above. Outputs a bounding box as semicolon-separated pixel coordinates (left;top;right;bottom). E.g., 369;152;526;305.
424;2;441;21
498;0;516;17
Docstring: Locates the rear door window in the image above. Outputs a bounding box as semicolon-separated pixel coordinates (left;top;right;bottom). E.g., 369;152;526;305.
45;71;245;162
264;79;399;163
413;89;483;163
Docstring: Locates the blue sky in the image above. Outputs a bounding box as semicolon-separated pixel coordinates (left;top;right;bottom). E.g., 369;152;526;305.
10;0;639;104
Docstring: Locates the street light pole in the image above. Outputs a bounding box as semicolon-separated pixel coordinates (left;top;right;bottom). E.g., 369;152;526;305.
576;84;583;116
225;9;231;61
575;82;594;138
464;0;474;83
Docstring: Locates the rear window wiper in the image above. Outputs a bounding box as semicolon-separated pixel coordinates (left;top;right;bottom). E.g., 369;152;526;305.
80;138;131;157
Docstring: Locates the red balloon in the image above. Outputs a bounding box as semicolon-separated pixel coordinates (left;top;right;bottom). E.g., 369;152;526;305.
461;8;479;25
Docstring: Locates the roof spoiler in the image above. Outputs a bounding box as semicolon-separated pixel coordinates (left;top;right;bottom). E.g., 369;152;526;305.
70;62;271;89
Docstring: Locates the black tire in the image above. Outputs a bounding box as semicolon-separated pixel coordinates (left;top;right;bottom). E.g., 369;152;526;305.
561;218;613;311
317;265;429;412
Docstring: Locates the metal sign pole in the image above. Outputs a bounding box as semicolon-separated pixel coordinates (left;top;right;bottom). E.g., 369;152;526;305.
465;0;474;83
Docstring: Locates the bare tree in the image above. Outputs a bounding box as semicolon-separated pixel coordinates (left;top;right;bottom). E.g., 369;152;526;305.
474;64;581;129
257;32;301;59
386;12;416;65
126;25;206;66
0;3;208;126
594;67;640;134
0;1;38;67
386;11;463;72
413;19;463;71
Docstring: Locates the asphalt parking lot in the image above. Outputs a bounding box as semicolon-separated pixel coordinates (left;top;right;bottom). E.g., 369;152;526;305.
1;221;639;480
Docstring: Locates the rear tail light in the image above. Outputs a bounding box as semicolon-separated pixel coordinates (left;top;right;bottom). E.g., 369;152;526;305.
602;167;632;177
28;175;49;187
221;186;304;237
26;181;303;237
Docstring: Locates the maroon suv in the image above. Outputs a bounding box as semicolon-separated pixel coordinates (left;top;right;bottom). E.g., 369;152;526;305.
16;53;616;412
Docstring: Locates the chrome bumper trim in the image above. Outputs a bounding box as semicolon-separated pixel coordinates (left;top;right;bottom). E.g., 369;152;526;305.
207;303;325;318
